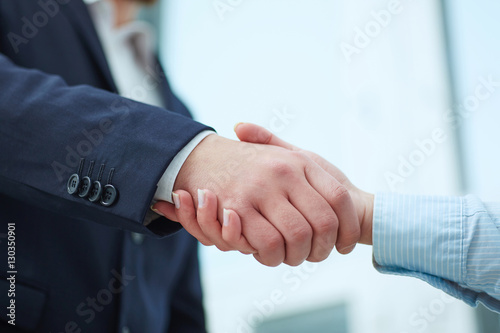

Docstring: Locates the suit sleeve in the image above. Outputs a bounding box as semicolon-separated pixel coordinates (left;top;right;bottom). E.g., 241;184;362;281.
0;53;212;236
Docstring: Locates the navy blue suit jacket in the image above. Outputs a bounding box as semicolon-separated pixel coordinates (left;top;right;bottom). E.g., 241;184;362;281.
0;1;209;332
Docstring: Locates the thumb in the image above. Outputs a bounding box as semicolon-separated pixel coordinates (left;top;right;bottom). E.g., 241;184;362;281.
234;122;297;150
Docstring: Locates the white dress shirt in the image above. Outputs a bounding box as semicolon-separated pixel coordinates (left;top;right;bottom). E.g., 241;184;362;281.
84;0;213;204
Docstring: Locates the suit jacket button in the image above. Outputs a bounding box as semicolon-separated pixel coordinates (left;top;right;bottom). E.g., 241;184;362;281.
88;181;102;202
67;174;80;195
101;184;118;207
78;176;92;198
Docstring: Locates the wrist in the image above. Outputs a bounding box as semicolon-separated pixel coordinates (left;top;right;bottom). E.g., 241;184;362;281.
173;133;220;194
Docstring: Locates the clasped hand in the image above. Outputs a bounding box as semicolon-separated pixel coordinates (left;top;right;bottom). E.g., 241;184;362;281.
153;123;373;267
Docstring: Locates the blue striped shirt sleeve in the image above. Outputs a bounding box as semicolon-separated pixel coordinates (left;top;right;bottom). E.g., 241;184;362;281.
372;193;500;313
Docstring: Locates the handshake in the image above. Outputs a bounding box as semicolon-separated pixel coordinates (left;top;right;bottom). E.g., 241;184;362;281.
153;123;374;267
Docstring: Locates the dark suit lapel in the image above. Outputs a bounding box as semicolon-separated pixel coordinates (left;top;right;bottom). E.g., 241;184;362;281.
154;57;192;118
154;57;172;109
62;0;117;93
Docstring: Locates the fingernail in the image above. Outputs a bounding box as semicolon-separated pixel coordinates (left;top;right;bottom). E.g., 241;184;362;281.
233;122;245;132
150;205;164;217
223;209;230;227
172;193;181;209
198;189;206;208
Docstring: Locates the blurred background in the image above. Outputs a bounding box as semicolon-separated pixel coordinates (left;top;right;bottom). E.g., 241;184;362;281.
142;0;500;332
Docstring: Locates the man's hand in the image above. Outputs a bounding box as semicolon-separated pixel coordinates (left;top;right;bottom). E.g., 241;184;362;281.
234;123;374;245
153;133;360;267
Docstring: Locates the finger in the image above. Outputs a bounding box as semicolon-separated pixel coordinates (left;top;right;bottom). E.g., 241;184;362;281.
239;210;285;267
197;189;234;252
221;208;257;255
259;196;312;266
288;183;338;262
152;201;178;222
234;123;298;151
155;190;214;246
304;162;360;254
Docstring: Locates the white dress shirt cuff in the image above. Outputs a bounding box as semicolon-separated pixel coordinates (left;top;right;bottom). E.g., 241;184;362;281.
154;130;215;203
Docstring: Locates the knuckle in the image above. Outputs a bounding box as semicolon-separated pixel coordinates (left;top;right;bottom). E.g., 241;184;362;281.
287;225;312;244
328;184;350;203
314;214;337;235
268;159;295;178
333;184;350;200
265;233;284;253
